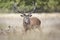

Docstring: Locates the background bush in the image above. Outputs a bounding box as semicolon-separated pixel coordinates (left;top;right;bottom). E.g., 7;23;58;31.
0;0;60;13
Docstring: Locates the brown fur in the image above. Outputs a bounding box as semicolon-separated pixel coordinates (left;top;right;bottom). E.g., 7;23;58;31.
23;17;41;32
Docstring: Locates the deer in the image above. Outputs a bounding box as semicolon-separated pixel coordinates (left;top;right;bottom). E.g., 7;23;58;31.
12;1;41;32
20;3;42;32
20;13;41;32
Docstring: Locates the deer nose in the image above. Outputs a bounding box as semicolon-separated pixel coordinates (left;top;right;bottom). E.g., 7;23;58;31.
25;19;30;24
25;20;29;23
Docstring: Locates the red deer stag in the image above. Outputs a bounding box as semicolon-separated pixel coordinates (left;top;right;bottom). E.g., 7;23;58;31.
20;2;41;32
20;13;41;32
12;2;41;32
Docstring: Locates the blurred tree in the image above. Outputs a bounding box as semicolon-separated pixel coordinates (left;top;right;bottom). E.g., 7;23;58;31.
0;0;60;13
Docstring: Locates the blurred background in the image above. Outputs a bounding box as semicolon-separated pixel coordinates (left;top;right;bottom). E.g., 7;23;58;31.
0;0;60;13
0;0;60;40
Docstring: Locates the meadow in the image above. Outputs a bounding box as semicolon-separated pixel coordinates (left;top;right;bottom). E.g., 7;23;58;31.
0;13;60;40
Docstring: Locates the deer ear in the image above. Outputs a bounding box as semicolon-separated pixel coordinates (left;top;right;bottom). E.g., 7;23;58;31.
20;15;24;17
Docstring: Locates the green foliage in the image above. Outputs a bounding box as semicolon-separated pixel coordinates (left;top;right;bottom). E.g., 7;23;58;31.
0;0;60;13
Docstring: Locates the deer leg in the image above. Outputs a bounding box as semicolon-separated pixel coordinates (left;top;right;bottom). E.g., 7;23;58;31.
37;25;42;32
22;28;28;35
25;28;28;32
35;25;43;37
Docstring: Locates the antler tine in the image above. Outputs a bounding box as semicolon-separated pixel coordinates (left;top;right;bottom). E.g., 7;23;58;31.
21;11;24;14
32;1;36;12
13;2;25;14
12;2;21;13
29;1;36;15
21;8;26;15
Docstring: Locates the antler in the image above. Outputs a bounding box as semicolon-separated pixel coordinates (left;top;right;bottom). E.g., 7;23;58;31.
12;2;25;15
12;1;36;15
29;1;36;15
12;2;20;13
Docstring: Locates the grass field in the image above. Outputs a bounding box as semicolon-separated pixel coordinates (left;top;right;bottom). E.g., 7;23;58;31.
0;13;60;40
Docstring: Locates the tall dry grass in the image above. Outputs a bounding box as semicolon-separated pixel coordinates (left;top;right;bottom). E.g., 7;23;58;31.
0;13;60;40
